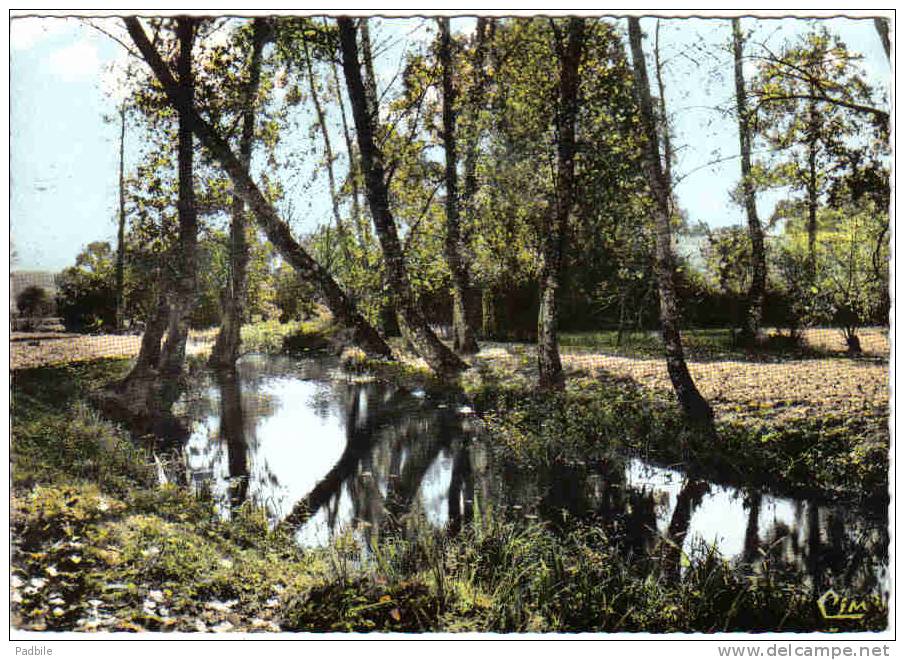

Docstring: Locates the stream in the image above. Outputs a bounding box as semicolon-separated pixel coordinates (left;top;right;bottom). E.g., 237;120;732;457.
173;353;888;599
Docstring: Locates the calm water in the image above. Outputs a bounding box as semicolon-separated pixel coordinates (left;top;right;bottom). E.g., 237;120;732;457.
175;354;888;597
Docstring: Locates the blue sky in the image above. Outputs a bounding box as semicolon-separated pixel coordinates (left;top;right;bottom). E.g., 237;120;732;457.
9;14;890;272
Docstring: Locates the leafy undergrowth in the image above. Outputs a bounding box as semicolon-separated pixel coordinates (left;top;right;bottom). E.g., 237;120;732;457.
240;310;337;356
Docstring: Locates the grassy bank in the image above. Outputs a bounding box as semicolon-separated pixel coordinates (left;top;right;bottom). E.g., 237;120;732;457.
461;361;888;506
10;357;888;632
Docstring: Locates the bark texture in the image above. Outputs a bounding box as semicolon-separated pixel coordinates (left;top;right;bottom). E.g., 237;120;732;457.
115;104;127;331
124;17;394;360
537;18;584;391
99;20;200;427
732;19;767;345
338;18;466;378
438;17;480;355
627;17;714;426
210;19;268;368
158;17;200;379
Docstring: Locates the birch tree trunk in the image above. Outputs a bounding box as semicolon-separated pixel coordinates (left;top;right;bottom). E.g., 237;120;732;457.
438;17;480;355
210;18;268;368
537;18;584;390
338;18;466;377
627;17;714;426
732;18;767;345
124;17;394;360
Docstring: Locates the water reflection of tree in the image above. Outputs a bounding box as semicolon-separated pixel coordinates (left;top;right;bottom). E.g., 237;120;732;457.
447;440;475;537
753;501;887;598
278;384;423;531
216;367;249;512
660;479;710;580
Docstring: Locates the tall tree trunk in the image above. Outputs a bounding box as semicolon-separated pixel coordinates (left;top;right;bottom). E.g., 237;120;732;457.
115;104;127;332
481;286;497;340
461;20;494;340
328;53;369;247
537;18;584;391
627;17;714;426
302;34;352;262
732;18;767;345
124;17;394;360
158;17;199;379
438;18;480;355
806;89;819;281
337;18;466;377
653;21;673;189
210;19;268;369
461;18;493;214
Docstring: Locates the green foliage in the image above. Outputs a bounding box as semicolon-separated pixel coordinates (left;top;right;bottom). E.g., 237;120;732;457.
772;203;888;340
16;285;53;319
55;242;118;332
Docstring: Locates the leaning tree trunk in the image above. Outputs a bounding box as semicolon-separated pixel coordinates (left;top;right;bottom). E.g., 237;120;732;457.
124;17;394;361
338;18;466;378
158;17;200;379
732;18;767;346
627;17;714;426
438;17;480;355
874;18;891;60
210;18;268;369
537;18;584;391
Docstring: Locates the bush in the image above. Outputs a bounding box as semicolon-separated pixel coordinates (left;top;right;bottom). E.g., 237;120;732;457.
56;242;117;332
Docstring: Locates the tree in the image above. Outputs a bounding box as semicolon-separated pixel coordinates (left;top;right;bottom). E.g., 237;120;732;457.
337;17;466;377
115;101;128;331
732;18;767;345
16;285;53;319
56;241;117;331
537;17;585;390
157;16;200;379
437;17;479;355
123;16;394;361
209;18;270;368
751;28;883;273
627;17;714;427
102;17;202;422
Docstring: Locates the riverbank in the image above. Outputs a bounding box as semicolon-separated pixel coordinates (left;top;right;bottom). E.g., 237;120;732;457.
9;325;890;632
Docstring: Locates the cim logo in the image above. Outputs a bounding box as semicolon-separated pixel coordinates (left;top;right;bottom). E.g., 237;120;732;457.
817;589;874;620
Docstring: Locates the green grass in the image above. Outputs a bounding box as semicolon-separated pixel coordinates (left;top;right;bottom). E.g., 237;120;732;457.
558;328;826;361
463;368;888;505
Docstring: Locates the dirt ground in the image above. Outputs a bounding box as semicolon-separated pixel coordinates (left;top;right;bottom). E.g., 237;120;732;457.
10;327;888;429
476;327;889;427
9;330;216;371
